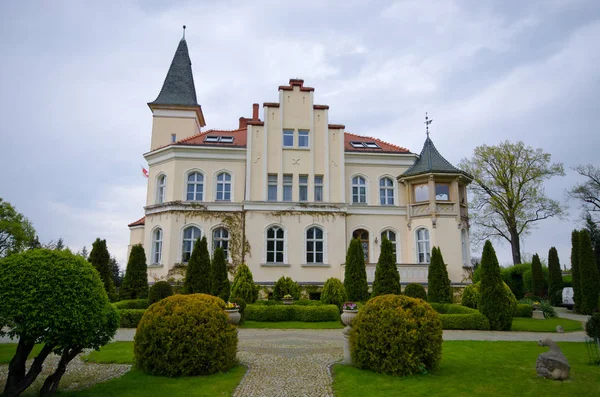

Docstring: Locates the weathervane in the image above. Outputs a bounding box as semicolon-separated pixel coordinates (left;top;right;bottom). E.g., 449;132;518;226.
182;25;186;39
425;112;433;138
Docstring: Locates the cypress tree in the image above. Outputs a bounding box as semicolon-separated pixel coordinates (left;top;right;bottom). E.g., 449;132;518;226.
184;236;212;294
427;247;453;303
578;230;600;314
530;254;544;297
344;238;369;302
547;247;563;306
212;247;230;302
372;236;401;297
231;263;258;303
89;238;117;301
585;214;600;276
571;230;582;312
478;240;514;330
119;244;149;300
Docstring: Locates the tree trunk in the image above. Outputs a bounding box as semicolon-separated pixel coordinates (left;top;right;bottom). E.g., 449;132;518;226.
39;347;81;397
3;338;34;396
509;228;522;265
3;342;55;397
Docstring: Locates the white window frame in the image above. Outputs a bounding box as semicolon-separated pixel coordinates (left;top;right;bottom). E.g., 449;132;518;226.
151;227;163;265
268;174;278;201
314;175;323;202
156;174;167;204
298;130;309;148
215;171;232;201
305;226;325;264
351;175;367;204
379;177;394;205
212;227;230;261
381;229;399;264
186;171;204;201
299;175;308;202
181;225;202;263
283;129;294;147
415;227;431;264
283;174;293;202
265;225;286;263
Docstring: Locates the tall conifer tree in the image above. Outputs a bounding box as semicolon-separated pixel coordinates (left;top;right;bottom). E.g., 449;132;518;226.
571;230;582;312
478;240;514;330
530;254;544;297
578;230;600;314
212;247;230;302
344;238;369;302
547;247;563;306
372;236;401;297
184;236;212;294
427;247;453;303
88;238;117;301
119;244;149;300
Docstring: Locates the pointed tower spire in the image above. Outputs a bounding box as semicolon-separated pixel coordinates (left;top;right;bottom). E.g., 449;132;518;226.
149;29;199;108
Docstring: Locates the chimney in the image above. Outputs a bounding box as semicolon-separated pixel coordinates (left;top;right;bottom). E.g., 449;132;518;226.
252;103;259;121
239;117;248;129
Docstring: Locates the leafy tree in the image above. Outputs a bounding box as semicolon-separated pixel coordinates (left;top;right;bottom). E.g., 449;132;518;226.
184;236;212;294
569;164;600;218
29;235;42;249
459;141;565;264
212;247;230;302
530;254;544;297
547;247;563;306
578;230;600;314
77;246;89;260
371;235;401;297
230;263;258;303
585;213;600;275
89;238;117;301
120;245;148;300
344;237;369;302
478;240;514;330
571;230;582;312
55;238;65;251
0;198;36;258
427;247;453;303
0;249;118;397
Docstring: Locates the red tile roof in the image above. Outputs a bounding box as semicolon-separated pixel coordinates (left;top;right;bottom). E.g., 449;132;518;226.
344;132;410;153
128;216;146;227
278;78;315;92
176;128;248;147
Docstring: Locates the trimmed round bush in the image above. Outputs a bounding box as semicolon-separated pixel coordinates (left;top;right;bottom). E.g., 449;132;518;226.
148;281;174;304
321;277;347;310
134;294;237;377
585;313;600;339
461;284;479;309
350;295;442;376
404;283;427;301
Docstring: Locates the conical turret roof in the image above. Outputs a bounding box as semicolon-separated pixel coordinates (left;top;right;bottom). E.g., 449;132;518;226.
402;136;471;179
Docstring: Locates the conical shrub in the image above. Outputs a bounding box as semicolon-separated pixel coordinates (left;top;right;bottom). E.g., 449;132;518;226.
478;240;514;330
547;247;563;306
372;236;401;297
231;263;258;303
344;238;369;302
530;254;544;297
184;237;212;294
212;247;230;302
579;230;600;314
120;244;149;300
427;247;453;303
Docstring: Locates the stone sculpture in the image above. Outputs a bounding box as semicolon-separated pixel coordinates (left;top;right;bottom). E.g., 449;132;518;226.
536;338;570;380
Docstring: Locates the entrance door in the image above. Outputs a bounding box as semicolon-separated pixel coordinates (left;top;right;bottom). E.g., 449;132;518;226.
353;229;369;263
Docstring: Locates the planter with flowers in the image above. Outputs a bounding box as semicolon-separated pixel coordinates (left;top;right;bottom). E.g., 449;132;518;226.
341;302;359;327
282;294;294;305
224;302;241;325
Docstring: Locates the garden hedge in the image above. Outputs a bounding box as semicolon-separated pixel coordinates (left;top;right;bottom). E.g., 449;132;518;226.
113;299;150;310
429;303;491;330
148;281;174;304
252;299;325;306
514;304;533;318
117;309;146;328
403;283;427;301
245;304;339;322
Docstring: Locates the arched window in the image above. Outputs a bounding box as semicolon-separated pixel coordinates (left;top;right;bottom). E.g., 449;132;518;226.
306;227;324;263
353;229;369;262
416;228;430;264
381;229;397;260
216;172;232;201
186;172;204;201
182;226;201;262
266;226;285;263
156;174;167;204
379;178;394;205
352;176;367;204
213;227;230;259
461;228;469;266
152;228;163;264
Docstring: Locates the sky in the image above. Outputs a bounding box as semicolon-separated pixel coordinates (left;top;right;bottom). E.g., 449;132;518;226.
1;0;599;269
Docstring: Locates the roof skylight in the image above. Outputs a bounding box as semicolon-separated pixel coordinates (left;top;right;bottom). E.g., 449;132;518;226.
204;136;234;143
350;141;380;149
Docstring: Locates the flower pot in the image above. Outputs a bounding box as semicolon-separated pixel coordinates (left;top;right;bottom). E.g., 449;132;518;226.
225;309;241;325
282;299;294;305
341;310;359;327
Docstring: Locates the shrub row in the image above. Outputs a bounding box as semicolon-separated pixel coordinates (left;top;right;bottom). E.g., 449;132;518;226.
113;299;150;310
251;299;325;306
117;309;146;328
429;303;491;330
245;304;339;322
429;303;475;314
514;304;533;318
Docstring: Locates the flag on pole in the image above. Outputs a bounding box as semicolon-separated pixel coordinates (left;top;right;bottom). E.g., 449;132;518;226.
141;165;149;178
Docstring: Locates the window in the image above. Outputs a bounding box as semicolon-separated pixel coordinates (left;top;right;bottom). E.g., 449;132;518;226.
298;130;309;147
268;174;278;201
186;172;204;201
205;136;219;142
416;228;430;263
381;230;397;259
414;184;429;202
352;176;367;204
182;226;201;262
171;134;177;143
204;136;235;143
379;178;394;205
266;226;285;263
220;136;234;143
216;172;232;201
152;228;163;264
213;227;230;259
299;175;308;202
306;227;324;263
283;129;294;147
459;185;467;205
436;183;450;201
283;174;293;201
350;141;364;148
353;229;369;262
461;229;468;266
364;142;379;148
156;174;167;204
314;175;323;202
350;141;380;149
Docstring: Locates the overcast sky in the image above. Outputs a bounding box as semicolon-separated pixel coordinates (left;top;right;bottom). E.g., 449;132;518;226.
1;0;599;269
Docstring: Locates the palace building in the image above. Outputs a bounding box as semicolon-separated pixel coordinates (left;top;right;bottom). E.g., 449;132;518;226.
127;35;473;287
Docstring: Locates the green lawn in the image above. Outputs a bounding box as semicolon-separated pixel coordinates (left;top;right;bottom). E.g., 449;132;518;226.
239;321;344;329
511;317;583;332
84;342;134;364
0;343;43;364
333;341;600;397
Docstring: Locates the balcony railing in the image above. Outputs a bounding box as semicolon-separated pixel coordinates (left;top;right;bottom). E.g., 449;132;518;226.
410;203;431;217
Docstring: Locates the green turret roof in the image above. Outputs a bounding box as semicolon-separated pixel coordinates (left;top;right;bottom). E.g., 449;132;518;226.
149;38;198;107
402;136;471;178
